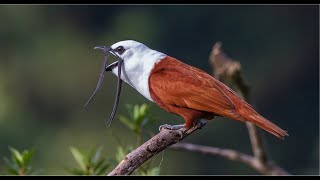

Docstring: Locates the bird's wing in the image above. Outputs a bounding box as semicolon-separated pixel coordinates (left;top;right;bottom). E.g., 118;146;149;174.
149;56;242;120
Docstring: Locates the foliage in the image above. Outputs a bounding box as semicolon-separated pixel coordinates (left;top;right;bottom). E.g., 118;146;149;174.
1;104;160;175
69;146;111;175
114;146;134;164
117;103;160;175
3;147;35;175
135;162;161;176
118;103;156;145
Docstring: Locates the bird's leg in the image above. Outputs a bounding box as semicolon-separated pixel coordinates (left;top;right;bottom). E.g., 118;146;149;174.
158;119;207;132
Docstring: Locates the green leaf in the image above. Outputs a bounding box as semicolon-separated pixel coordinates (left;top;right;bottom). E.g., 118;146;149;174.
87;147;94;165
133;104;140;122
147;167;160;175
3;147;35;175
22;149;34;165
70;168;86;175
138;167;160;176
70;147;87;171
3;157;18;171
6;168;19;175
25;167;35;175
4;156;19;175
118;115;135;131
125;104;134;119
115;146;126;163
115;146;133;163
139;104;148;116
120;104;153;136
91;147;103;164
68;146;110;175
93;159;105;170
94;161;110;175
137;104;150;125
9;147;24;168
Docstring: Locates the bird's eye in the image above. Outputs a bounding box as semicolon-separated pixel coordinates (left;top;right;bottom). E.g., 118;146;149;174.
116;46;125;55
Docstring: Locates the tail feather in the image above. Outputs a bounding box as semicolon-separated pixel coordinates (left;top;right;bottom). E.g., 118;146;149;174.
246;114;289;139
220;87;289;139
233;102;289;139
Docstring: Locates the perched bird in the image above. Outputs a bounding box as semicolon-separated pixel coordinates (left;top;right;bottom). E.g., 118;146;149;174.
101;40;288;139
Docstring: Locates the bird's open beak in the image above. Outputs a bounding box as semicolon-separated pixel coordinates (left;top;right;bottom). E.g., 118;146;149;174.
94;46;108;50
105;61;118;71
94;46;119;72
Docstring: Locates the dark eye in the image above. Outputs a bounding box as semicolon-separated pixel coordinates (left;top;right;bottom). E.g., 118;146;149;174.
116;46;125;55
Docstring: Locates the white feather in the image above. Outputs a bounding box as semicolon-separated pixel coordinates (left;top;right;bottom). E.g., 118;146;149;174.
110;40;166;102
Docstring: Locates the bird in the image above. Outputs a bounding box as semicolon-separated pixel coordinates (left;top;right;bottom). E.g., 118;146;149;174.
101;40;288;139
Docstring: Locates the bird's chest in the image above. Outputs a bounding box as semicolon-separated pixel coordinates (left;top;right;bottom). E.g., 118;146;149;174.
112;51;166;102
112;62;154;102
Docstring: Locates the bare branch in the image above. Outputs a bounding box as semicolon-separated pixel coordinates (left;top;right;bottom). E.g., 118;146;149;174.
246;121;267;163
171;143;289;175
209;41;267;163
208;42;289;174
108;121;206;176
171;143;254;167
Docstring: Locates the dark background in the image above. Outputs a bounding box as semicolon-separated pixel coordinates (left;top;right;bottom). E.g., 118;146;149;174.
0;5;318;175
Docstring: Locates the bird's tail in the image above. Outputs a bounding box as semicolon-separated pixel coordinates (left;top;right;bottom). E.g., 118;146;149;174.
234;102;289;139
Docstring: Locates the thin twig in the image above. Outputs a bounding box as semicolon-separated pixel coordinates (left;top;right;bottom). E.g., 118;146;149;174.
171;143;254;168
108;121;206;176
171;143;289;175
209;42;268;163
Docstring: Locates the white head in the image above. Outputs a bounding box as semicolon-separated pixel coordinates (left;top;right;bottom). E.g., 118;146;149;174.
109;40;146;60
106;40;166;101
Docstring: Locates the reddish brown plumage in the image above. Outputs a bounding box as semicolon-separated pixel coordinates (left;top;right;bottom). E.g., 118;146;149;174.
149;56;288;139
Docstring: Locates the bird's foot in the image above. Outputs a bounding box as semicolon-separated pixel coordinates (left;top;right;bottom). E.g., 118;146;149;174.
159;124;184;131
158;120;207;132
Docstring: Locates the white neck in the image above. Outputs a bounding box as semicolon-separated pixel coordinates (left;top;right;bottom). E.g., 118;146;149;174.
111;49;166;102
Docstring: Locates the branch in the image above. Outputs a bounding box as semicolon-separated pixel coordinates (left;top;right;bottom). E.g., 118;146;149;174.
171;143;289;175
108;121;206;176
171;143;254;168
209;42;268;163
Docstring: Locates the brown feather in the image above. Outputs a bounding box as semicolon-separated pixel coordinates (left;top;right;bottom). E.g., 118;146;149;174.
149;56;288;139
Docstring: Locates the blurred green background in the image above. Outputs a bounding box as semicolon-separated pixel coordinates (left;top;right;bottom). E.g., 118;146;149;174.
0;5;318;175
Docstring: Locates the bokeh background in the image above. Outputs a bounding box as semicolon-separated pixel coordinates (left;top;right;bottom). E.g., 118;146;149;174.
0;5;318;175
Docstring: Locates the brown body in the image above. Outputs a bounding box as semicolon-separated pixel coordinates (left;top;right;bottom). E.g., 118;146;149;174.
149;56;288;139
